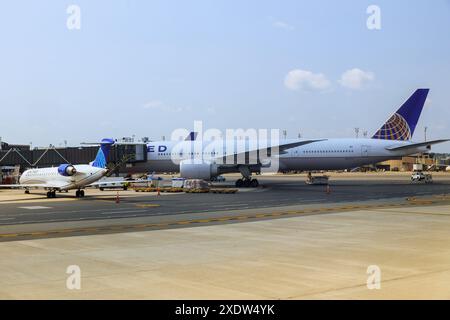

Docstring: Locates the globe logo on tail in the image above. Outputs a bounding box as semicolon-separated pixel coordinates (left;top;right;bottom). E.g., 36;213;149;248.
372;113;411;141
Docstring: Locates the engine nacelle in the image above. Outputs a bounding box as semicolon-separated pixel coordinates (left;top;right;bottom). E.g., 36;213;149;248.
179;160;218;180
58;164;77;176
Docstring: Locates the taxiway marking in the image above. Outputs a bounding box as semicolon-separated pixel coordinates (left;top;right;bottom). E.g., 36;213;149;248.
18;206;52;210
2;195;450;241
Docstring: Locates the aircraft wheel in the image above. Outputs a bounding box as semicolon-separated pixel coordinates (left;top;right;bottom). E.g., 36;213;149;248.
80;190;85;197
25;190;30;194
235;179;244;188
46;192;51;198
243;179;251;188
51;191;56;198
250;179;259;188
75;190;80;198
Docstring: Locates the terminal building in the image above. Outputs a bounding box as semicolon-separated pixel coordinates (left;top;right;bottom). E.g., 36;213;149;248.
377;154;450;172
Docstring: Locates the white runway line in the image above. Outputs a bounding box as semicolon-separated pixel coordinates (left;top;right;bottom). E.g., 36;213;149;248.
18;206;52;210
211;204;249;208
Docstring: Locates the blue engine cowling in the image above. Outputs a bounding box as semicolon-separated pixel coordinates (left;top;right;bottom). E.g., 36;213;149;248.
58;164;77;176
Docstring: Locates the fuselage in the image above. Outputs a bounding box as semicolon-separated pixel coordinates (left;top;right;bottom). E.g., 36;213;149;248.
132;138;428;174
19;165;107;190
278;138;426;171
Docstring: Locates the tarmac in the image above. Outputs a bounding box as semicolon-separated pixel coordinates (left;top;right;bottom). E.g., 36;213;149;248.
1;201;450;299
1;172;450;240
0;172;449;299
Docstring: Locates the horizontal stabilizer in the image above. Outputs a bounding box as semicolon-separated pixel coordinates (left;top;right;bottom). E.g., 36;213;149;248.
386;139;450;151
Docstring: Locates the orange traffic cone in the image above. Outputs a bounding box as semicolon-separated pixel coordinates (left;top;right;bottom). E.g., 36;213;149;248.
115;191;120;204
157;187;161;196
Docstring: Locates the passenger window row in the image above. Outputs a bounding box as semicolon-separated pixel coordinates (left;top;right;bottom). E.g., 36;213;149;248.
303;150;354;154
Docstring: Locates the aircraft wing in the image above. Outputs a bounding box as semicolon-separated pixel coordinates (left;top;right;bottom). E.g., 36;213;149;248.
215;139;325;164
386;139;450;151
0;182;69;190
276;139;326;153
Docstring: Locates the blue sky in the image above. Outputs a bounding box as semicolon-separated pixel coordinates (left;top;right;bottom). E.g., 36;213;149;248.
1;0;450;151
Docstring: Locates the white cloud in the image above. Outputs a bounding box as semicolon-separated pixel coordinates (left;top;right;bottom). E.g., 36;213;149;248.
272;20;294;31
142;100;188;113
205;106;216;114
143;100;163;109
268;16;294;31
339;68;374;89
284;69;331;91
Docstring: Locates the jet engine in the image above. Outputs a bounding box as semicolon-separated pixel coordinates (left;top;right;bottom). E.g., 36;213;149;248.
179;159;218;180
58;164;77;176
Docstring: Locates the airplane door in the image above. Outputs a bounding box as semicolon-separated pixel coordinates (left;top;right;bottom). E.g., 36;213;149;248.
361;145;370;157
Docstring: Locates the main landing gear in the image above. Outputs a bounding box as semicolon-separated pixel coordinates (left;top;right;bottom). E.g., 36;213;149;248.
235;166;259;188
75;190;85;198
235;178;259;188
46;191;56;198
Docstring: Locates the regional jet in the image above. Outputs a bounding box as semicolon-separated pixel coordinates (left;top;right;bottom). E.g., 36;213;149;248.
0;138;116;198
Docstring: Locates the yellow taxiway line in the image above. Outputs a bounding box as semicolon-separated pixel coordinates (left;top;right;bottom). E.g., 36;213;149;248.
1;194;449;240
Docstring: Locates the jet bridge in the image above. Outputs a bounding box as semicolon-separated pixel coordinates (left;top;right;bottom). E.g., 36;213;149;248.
0;141;147;172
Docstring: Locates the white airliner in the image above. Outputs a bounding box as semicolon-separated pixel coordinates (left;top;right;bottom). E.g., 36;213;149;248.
0;138;115;198
132;89;448;187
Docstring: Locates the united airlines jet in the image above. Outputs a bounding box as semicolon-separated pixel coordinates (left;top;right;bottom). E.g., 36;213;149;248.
135;89;448;187
0;139;115;198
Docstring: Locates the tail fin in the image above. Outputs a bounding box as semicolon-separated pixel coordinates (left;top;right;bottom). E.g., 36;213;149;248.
372;89;429;141
185;132;198;141
91;138;115;168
